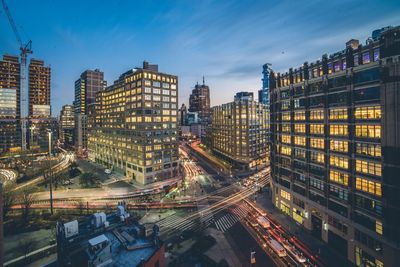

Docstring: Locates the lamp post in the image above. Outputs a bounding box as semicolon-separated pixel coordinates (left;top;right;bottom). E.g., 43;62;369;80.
47;129;52;156
29;125;35;149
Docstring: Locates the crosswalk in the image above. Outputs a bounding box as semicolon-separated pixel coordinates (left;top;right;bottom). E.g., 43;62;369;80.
214;205;252;233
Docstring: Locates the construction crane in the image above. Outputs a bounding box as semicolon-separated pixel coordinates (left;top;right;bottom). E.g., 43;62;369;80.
1;0;32;151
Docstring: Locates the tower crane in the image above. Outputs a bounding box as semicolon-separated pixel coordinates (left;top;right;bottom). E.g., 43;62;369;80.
1;0;32;151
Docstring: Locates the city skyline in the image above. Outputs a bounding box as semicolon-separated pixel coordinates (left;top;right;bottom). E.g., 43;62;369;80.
1;0;399;115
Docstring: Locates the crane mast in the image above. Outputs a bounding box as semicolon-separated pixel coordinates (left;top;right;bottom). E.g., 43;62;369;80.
1;0;33;151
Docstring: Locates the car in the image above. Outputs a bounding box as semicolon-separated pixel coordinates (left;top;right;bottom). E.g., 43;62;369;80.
104;169;112;174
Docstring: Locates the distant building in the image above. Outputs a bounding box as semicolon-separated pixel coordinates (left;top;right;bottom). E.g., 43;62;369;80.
59;105;75;147
56;204;165;267
258;63;271;106
88;61;179;185
189;77;211;125
270;26;400;266
28;59;51;118
209;92;269;170
0;55;21;154
74;69;106;153
178;103;187;126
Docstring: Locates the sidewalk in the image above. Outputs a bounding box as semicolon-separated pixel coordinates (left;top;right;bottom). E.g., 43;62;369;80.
256;190;353;267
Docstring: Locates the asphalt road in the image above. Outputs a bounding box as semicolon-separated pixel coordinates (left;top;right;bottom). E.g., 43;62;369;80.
227;223;277;267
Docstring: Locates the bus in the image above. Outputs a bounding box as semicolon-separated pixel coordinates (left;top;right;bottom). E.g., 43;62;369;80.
269;239;286;257
257;216;270;228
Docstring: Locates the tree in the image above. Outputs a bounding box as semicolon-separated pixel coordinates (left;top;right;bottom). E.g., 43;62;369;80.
17;238;36;264
2;182;16;220
19;187;36;223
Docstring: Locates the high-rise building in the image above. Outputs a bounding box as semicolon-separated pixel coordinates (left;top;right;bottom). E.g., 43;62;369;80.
269;26;400;266
0;55;21;154
209;92;269;170
178;103;187;126
28;59;51;118
59;105;75;147
88;61;179;185
189;77;211;125
74;69;106;153
258;63;271;106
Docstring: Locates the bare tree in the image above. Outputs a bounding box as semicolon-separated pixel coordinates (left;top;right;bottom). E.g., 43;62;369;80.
19;187;36;223
17;238;36;264
77;200;85;215
2;182;16;220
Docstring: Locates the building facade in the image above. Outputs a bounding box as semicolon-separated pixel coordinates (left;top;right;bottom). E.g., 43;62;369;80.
189;77;211;125
88;61;179;185
0;55;21;154
270;26;400;267
28;59;51;118
258;63;271;106
59;105;75;147
210;92;269;170
74;69;106;153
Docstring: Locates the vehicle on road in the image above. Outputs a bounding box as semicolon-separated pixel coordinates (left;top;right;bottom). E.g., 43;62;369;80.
269;238;287;257
104;169;112;174
257;216;270;228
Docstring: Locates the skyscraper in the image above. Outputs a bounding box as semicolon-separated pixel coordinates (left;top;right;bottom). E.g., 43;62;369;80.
59;104;75;147
28;59;51;118
189;77;211;125
0;55;21;153
88;61;179;185
178;103;187;126
269;26;400;266
74;69;106;153
258;63;271;106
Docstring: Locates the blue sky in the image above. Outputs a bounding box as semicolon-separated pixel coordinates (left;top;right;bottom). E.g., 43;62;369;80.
1;0;399;115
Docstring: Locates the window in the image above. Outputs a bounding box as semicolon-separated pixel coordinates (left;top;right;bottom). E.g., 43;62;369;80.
280;145;291;156
329;170;349;186
356;143;381;157
355;125;381;138
329;185;349;201
153;81;160;87
354;86;380;103
376;220;383;235
373;48;380;61
280;189;291;201
330;140;348;153
356;177;382;196
310;124;324;135
282;112;291;121
282;123;291;133
310;151;324;164
329;108;347;120
294;136;306;146
294;98;306;108
310;138;324;149
310;109;324;120
330;124;348;136
354;68;380;84
310;178;324;190
294;111;305;121
294;148;306;160
330;155;348;169
281;100;290;110
281;134;291;144
294;124;306;133
355;106;381;120
354;54;359;66
356;160;382;177
362;52;371;64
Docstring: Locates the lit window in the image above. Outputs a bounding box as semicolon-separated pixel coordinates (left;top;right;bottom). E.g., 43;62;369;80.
280;189;291;201
376;220;383;235
310;124;324;135
355;125;381;138
329;170;348;186
330;140;348;153
310;138;324;149
330;155;348;169
310;109;324;120
356;160;381;177
330;124;348;136
355;177;381;196
329;108;348;120
355;106;381;120
294;111;305;121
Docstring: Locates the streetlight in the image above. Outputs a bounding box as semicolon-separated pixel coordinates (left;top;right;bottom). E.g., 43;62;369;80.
47;129;52;156
29;125;35;149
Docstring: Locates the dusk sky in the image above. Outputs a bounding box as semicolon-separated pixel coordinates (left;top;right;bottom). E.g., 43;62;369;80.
1;0;399;115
